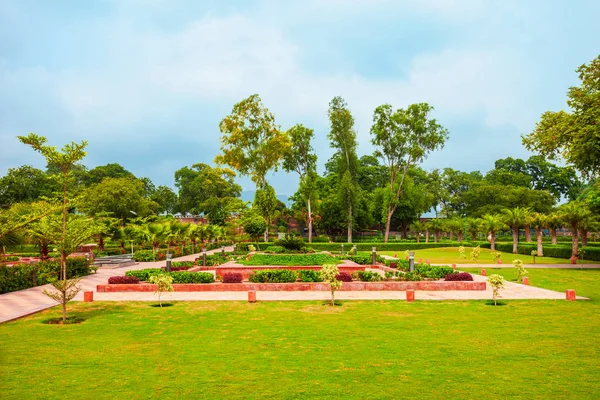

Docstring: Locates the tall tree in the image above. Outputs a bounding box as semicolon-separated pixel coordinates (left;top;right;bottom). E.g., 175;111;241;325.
530;213;549;257
502;207;531;254
480;214;505;251
0;166;54;208
559;202;591;258
371;103;448;242
282;124;317;242
328;96;359;243
523;55;600;180
253;184;278;242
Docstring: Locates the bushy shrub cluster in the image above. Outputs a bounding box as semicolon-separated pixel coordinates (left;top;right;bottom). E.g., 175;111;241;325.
274;236;306;251
240;254;339;266
125;268;164;281
414;265;454;279
248;241;490;252
1;256;21;262
0;257;95;294
492;243;600;260
222;273;243;283
133;250;155;262
298;270;323;282
444;272;474;281
264;246;287;253
335;272;353;282
125;268;214;283
108;276;140;284
248;269;298;283
357;271;383;282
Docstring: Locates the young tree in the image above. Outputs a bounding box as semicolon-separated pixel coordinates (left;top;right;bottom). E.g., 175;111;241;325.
523;55;600;180
328;96;359;243
502;207;531;254
530;213;549;257
321;263;342;306
282;124;317;243
149;274;174;307
488;274;505;306
480;214;505;251
253;184;278;242
370;103;448;242
559;202;591;258
18;134;87;282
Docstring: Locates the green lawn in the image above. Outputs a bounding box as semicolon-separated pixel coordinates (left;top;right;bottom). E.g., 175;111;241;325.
2;282;600;399
379;247;598;264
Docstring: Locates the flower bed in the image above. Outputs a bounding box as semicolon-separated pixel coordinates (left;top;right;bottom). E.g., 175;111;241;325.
97;281;486;292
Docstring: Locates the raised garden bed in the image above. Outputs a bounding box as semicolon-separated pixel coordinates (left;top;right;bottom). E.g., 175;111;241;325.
97;281;485;292
213;264;366;280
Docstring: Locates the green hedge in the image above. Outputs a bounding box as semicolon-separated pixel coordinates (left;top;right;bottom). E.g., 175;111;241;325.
492;243;600;261
248;269;298;283
239;254;339;266
241;241;490;252
125;268;215;283
0;257;95;294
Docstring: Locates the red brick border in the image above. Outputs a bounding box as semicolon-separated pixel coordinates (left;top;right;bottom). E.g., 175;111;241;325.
97;280;485;292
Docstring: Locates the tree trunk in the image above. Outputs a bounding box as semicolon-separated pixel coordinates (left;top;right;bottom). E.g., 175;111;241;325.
458;232;463;242
571;224;579;258
62;299;67;323
471;232;476;241
416;232;420;243
434;232;438;243
41;242;49;260
512;227;518;254
401;223;408;239
307;197;313;243
490;232;496;251
525;225;531;242
384;207;393;243
580;228;588;247
551;228;557;245
425;228;429;243
347;204;352;243
449;231;454;241
536;228;544;257
264;229;268;243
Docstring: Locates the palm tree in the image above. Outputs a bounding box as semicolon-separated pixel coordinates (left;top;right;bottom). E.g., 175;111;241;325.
559;202;591;258
480;214;505;251
502;207;531;254
579;216;598;248
530;213;549;257
447;218;464;242
466;217;481;242
546;213;563;245
427;219;444;243
410;221;424;243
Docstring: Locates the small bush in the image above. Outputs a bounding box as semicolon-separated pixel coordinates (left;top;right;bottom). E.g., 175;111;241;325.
357;271;383;282
172;261;194;268
125;268;164;281
274;236;306;251
222;273;243;283
240;254;339;266
170;271;214;284
335;272;353;282
108;276;140;284
1;256;20;262
248;269;298;283
444;272;473;281
298;270;323;282
133;250;155;262
414;264;454;279
265;246;287;254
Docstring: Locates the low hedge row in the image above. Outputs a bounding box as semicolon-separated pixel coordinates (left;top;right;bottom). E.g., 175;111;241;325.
0;257;95;294
242;241;490;252
249;269;298;283
493;243;600;261
239;254;339;266
124;268;214;283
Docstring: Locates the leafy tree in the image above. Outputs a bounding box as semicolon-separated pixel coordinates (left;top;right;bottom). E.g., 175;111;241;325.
0;166;54;208
461;184;554;217
150;185;178;215
485;169;531;188
410;221;425;243
466;217;482;241
321;263;342;306
546;213;563;245
439;168;482;215
242;210;268;244
427;218;444;243
530;213;549;257
0;201;60;250
559;202;591;258
502;207;531;254
80;177;159;221
482;213;507;249
370;103;448;242
253;184;278;242
282;124;318;242
43;277;82;322
174;163;241;223
579;216;599;247
81;163;135;186
149;274;173;307
488;274;505;306
523;55;600;180
328;96;359;243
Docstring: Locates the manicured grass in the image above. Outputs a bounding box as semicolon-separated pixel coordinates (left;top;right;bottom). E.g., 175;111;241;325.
2;296;600;399
379;247;599;264
461;267;600;303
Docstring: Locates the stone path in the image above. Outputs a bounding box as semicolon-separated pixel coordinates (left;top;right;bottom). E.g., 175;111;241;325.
0;250;590;323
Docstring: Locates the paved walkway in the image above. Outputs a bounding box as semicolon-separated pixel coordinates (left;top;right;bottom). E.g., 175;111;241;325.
0;251;590;323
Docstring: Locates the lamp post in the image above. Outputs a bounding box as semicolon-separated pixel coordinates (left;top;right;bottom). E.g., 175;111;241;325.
233;243;237;256
202;249;207;267
130;240;134;256
221;246;225;257
372;247;377;265
463;214;467;242
166;253;172;272
409;251;415;272
341;244;344;256
353;245;357;255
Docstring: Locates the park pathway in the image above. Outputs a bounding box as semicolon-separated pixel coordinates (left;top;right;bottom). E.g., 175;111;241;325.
0;247;233;323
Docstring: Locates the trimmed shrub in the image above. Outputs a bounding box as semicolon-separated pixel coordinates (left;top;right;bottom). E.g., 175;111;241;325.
357;271;383;282
108;276;140;284
240;254;339;266
1;256;20;262
247;241;491;252
172;261;194;268
298;270;323;282
414;264;454;279
222;273;243;283
133;250;155;262
265;246;287;253
248;270;298;283
170;271;214;284
125;268;164;281
335;272;353;282
444;272;474;281
274;236;305;251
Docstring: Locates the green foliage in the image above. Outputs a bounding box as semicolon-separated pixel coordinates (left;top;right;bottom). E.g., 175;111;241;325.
240;254;339;266
470;246;481;263
133;250;155;262
148;274;173;307
513;259;528;282
413;264;454;279
264;246;287;253
170;271;214;284
248;269;298;283
125;268;165;281
321;263;342;306
297;269;323;282
487;274;505;306
274;236;305;251
42;277;82;323
357;271;383;282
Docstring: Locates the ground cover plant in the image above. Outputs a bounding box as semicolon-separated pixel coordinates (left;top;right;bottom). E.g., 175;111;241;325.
239;254;339;266
2;290;599;399
379;247;599;264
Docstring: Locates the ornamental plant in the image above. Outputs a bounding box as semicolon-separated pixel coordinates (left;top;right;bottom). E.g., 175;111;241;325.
471;246;481;265
149;274;173;307
530;250;538;264
458;246;466;260
513;259;528;282
321;263;342;306
488;274;505;306
491;251;502;264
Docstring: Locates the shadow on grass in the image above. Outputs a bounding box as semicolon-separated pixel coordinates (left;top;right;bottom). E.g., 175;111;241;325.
42;315;85;325
321;300;343;307
484;300;508;306
150;303;174;308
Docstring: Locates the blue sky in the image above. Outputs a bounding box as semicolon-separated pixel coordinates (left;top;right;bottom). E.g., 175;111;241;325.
1;0;599;196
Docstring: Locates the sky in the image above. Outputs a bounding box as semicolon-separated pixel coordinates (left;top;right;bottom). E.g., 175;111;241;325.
1;0;599;197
